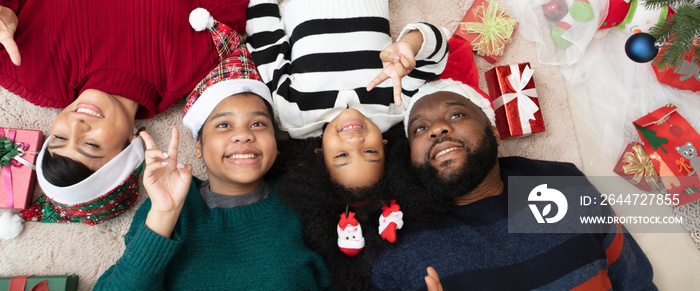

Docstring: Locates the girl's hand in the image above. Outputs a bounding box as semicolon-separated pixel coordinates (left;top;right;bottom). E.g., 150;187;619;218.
0;6;20;66
366;41;416;107
141;127;193;238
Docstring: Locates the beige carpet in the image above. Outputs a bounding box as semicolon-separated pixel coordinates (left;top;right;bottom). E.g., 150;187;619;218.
0;0;580;289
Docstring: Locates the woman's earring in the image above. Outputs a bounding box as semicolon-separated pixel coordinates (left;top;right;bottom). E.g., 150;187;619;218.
314;148;322;154
383;139;388;145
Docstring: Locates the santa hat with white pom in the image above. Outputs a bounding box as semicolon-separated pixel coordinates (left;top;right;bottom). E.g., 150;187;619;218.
0;133;143;240
403;36;495;137
182;8;272;139
0;209;23;240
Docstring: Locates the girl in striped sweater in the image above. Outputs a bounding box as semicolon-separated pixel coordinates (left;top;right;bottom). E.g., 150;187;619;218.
246;0;448;190
246;0;448;288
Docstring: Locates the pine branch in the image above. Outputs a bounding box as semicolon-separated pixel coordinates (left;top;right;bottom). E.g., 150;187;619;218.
650;5;700;70
644;0;695;9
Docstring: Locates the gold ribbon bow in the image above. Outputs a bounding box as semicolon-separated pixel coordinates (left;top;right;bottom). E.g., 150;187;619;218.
622;145;661;191
460;1;517;57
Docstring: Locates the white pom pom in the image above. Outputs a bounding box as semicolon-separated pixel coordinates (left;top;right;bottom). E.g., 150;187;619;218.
0;209;23;240
189;8;214;32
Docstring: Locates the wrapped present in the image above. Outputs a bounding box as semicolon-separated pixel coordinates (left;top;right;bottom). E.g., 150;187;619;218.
652;47;700;93
0;275;78;291
633;104;700;206
0;128;44;210
454;0;518;64
485;62;545;139
613;142;663;192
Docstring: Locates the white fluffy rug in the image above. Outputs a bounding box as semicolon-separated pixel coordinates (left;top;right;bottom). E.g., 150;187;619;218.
0;0;580;289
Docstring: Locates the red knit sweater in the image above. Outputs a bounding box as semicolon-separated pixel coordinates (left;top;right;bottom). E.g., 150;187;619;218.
0;0;247;118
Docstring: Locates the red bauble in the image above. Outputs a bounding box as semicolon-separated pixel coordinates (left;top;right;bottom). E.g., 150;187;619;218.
669;124;684;137
542;0;568;21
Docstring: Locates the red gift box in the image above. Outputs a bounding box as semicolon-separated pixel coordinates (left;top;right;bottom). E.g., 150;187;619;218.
613;142;663;192
633;104;700;206
485;62;545;139
0;128;44;210
652;47;700;93
454;0;518;64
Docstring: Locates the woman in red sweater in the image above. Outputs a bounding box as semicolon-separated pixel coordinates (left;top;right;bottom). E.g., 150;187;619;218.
0;0;248;224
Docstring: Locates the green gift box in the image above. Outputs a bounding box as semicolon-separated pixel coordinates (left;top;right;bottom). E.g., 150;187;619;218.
0;275;78;291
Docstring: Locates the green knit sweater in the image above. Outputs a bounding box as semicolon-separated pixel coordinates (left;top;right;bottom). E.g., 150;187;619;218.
94;178;330;290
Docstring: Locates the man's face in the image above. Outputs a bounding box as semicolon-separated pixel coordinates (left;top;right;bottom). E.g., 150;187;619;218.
407;91;499;186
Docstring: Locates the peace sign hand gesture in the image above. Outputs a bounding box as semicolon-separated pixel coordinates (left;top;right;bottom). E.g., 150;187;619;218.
366;42;416;107
141;127;193;238
366;30;424;107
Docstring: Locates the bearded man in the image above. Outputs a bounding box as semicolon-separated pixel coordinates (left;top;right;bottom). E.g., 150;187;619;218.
369;38;656;291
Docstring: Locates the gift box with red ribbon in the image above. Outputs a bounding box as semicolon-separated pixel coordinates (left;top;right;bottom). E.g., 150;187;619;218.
454;0;518;64
633;104;700;206
613;142;663;192
0;275;78;291
0;128;44;210
652;47;700;93
485;62;545;139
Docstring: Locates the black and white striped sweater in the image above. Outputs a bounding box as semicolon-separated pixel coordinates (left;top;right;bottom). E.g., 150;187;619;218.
246;0;448;138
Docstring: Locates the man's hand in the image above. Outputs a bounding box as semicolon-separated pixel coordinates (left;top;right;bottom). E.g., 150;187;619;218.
425;267;443;291
141;127;192;238
366;42;416;107
0;6;20;66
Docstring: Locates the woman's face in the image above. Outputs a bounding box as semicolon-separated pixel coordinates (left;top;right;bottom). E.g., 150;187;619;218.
48;89;136;171
322;109;385;189
196;93;277;194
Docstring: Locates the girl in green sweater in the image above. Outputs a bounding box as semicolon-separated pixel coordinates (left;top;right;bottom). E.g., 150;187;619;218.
94;11;330;290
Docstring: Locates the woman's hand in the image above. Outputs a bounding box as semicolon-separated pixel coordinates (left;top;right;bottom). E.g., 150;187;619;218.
141;127;193;238
0;6;20;66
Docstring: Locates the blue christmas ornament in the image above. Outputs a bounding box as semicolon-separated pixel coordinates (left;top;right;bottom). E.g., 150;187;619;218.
625;33;658;63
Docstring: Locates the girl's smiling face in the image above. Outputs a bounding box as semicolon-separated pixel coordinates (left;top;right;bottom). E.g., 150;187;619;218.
196;93;277;195
321;109;385;189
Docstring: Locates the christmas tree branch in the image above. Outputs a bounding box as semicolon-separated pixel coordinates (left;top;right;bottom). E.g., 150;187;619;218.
649;4;700;70
644;0;693;9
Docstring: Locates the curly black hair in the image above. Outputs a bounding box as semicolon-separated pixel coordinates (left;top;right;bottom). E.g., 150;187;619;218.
276;123;452;290
276;125;398;290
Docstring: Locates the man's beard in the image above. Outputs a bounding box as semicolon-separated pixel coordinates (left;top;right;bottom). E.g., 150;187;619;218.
412;127;499;200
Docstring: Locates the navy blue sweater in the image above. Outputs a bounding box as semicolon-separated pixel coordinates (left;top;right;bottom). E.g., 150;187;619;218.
370;157;656;290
